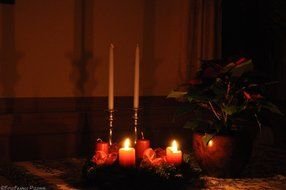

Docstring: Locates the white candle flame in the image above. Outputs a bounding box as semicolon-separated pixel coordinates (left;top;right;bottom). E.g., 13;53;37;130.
171;140;178;152
124;138;131;149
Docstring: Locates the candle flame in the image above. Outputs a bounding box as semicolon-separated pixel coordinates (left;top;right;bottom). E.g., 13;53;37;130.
124;138;131;149
171;140;178;151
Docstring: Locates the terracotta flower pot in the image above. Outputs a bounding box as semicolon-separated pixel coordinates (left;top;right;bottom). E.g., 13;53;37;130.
192;132;253;177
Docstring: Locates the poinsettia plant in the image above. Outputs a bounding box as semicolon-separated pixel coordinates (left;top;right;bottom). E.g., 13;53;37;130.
168;58;283;134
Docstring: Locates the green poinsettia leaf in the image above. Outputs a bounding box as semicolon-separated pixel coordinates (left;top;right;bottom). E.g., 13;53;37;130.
183;120;199;130
188;89;212;102
211;84;225;98
202;134;215;145
248;83;260;88
222;105;239;115
261;102;284;115
173;105;194;118
167;90;187;99
221;62;236;73
214;124;222;133
187;96;193;103
230;59;253;77
183;153;192;164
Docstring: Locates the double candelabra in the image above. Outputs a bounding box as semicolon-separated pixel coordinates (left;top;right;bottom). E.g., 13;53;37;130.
107;109;115;145
133;108;140;144
107;108;141;145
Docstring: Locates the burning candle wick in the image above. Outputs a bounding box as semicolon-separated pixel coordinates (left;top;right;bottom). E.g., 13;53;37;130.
166;140;182;165
171;140;178;151
124;138;131;148
119;138;136;167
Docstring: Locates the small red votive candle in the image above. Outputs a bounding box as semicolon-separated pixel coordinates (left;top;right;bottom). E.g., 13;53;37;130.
166;140;182;165
95;141;109;154
119;138;135;167
135;139;150;158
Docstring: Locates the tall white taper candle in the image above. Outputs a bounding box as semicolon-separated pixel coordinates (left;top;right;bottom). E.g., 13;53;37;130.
108;44;114;110
134;44;140;109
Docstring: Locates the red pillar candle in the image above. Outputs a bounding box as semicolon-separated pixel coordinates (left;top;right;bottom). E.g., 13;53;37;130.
95;141;109;154
135;139;150;158
166;140;182;165
119;138;135;167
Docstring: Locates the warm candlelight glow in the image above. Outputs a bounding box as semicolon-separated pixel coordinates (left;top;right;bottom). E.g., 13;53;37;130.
124;138;131;149
171;140;178;151
119;138;136;167
166;139;182;165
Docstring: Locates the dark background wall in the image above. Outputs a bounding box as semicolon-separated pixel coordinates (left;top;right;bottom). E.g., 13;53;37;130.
222;0;286;103
0;0;191;161
0;0;15;4
0;0;190;98
0;97;186;161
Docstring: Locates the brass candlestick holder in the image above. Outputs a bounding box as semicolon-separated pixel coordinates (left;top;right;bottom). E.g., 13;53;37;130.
107;109;115;145
133;108;141;144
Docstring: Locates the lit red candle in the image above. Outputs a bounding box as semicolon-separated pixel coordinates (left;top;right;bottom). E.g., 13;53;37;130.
166;140;182;165
135;139;150;159
119;138;136;167
95;140;109;154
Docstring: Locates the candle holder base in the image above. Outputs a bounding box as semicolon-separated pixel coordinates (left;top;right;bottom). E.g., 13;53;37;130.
132;108;142;145
107;109;115;146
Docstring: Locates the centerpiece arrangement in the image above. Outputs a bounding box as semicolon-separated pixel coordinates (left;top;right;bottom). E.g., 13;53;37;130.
81;44;202;189
82;138;201;189
168;58;283;177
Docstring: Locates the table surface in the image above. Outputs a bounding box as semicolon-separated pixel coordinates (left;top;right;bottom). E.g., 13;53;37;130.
1;144;286;190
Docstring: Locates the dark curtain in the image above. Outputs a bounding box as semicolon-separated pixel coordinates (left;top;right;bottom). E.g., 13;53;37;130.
187;0;222;79
223;0;286;102
258;0;286;102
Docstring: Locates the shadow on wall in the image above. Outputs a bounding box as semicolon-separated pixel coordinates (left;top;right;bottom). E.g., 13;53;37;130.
0;4;20;98
141;0;165;138
142;0;157;96
68;0;97;97
0;1;95;161
68;0;99;157
0;4;20;161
